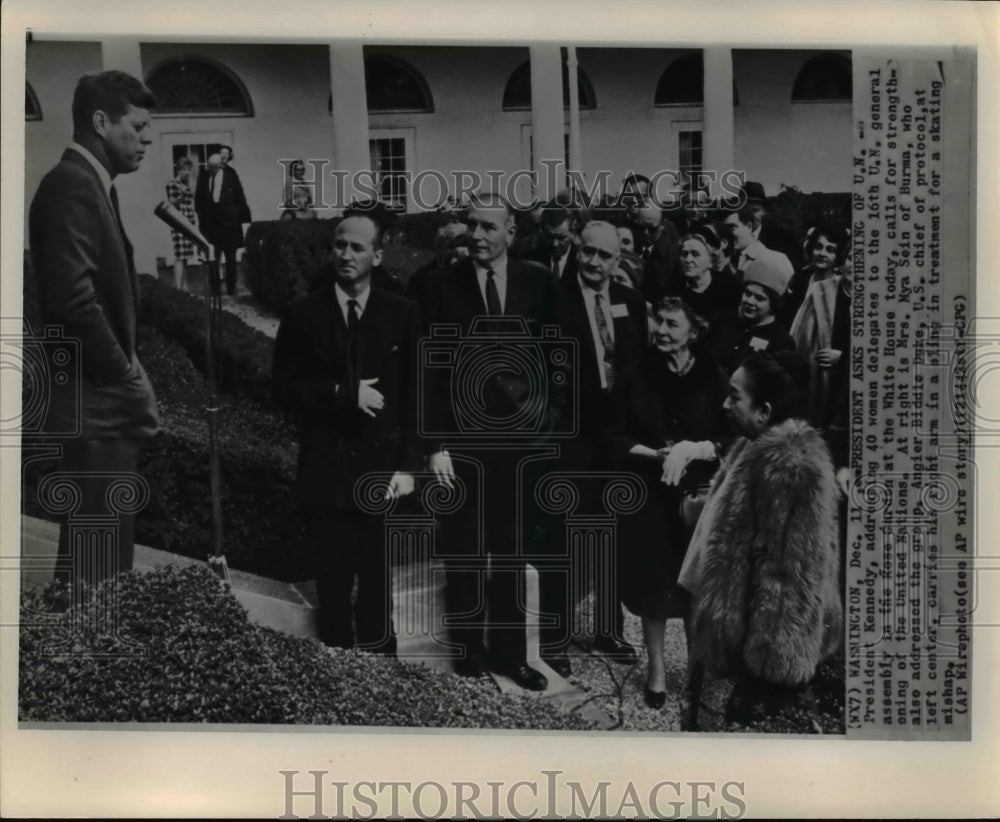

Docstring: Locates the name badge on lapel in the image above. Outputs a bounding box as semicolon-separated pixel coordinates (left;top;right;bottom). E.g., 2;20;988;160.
749;336;769;351
610;303;629;319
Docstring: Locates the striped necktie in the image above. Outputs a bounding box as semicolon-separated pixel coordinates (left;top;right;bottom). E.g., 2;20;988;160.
594;292;615;389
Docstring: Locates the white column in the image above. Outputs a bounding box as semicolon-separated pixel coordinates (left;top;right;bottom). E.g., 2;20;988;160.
529;46;565;202
101;38;159;276
328;43;371;208
566;47;582;184
702;47;735;200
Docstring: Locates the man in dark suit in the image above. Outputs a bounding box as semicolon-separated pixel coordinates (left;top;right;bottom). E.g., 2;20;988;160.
28;70;161;586
636;201;683;306
272;214;421;655
422;194;557;691
195;149;251;296
740;180;804;273
516;203;579;283
540;221;648;676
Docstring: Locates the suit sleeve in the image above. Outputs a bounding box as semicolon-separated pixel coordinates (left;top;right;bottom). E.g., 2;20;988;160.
398;298;424;473
232;170;252;224
418;269;450;449
31;179;133;386
272;304;352;421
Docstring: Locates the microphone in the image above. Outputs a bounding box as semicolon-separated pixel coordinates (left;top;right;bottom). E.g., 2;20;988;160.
154;201;212;252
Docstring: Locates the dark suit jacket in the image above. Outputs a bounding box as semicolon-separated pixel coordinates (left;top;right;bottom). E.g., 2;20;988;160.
554;276;648;442
421;255;558;446
523;242;579;284
195;165;252;249
28;148;159;440
640;219;683;305
758;219;804;273
272;284;422;510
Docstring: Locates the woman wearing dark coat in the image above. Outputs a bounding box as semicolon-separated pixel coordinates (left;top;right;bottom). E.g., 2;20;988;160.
665;229;742;322
707;258;796;374
678;351;842;724
610;297;730;708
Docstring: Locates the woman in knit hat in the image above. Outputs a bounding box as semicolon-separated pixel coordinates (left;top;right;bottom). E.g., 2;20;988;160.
706;258;795;374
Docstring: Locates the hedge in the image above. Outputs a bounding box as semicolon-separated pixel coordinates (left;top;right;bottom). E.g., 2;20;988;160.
134;324;307;580
243;217;437;315
138;273;276;403
19;565;597;729
243;218;337;313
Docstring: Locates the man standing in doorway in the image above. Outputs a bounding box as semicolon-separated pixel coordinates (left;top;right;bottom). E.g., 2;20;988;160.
195;147;251;296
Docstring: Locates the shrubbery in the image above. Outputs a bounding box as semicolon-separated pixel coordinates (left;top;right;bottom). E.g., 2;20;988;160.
766;189;852;240
139;273;276;403
19;565;597;729
243;219;337;314
243;216;439;315
135;325;307;580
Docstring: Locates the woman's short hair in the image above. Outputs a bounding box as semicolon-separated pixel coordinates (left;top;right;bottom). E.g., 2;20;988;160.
655;296;709;342
804;220;850;266
740;351;809;425
681;228;721;253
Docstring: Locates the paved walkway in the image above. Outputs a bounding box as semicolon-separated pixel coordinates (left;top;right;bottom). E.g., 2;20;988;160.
20;515;614;728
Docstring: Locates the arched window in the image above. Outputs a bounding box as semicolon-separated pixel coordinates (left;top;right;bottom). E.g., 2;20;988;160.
145;55;254;116
792;54;852;102
501;58;597;111
654;52;739;106
25;82;41;121
365;55;434;113
328;56;434;114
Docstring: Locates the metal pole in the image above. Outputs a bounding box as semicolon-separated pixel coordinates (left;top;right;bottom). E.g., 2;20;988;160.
204;251;228;580
567;46;582;182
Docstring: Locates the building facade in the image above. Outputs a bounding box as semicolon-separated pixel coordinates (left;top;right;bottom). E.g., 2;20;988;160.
25;39;852;273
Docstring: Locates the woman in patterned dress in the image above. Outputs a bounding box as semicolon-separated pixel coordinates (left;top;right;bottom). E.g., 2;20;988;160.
165;157;198;291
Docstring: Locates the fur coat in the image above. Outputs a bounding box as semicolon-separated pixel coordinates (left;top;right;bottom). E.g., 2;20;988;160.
678;418;843;685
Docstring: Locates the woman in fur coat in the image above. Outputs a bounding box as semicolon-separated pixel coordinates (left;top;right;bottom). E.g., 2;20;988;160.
678;351;843;723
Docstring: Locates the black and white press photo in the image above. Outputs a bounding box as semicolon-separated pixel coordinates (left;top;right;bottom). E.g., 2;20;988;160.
2;0;994;818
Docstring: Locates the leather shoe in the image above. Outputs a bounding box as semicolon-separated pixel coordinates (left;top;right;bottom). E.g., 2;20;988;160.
644;687;667;709
541;652;572;679
595;636;638;664
493;662;549;692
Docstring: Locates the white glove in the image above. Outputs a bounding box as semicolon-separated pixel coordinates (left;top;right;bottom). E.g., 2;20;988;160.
429;450;455;489
661;440;716;486
386;472;415;499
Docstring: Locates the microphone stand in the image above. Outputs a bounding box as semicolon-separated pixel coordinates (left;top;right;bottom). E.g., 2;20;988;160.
204;248;228;582
152;202;229;581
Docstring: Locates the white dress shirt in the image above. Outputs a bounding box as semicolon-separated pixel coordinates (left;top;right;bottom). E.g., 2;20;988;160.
67;142;113;201
334;281;371;326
